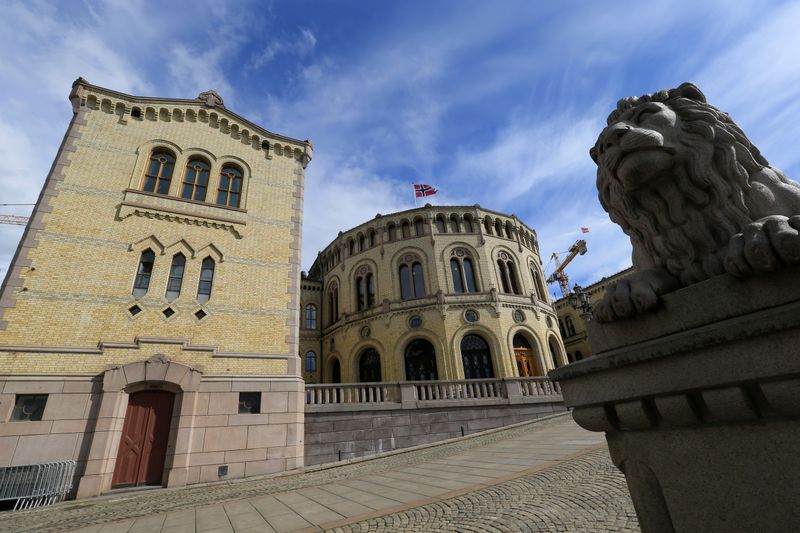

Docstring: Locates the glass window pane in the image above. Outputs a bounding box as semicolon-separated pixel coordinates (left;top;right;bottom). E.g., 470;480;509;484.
162;161;174;178
147;159;160;176
157;178;170;195
464;258;477;292
399;265;412;299
216;190;227;205
231;177;242;193
184;167;197;185
194;185;206;201
143;176;157;192
450;259;464;293
229;193;239;207
412;263;425;297
181;184;193;199
198;169;209;186
220;175;230;190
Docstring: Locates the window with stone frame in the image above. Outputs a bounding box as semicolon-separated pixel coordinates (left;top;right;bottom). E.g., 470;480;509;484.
197;257;215;304
181;158;211;201
450;248;478;293
142;150;175;195
165;253;186;302
496;251;521;294
305;304;317;329
216;164;243;208
305;351;317;372
132;249;155;298
10;394;48;421
399;253;426;299
355;266;375;311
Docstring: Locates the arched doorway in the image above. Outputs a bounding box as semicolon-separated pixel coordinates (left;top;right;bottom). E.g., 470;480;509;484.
461;334;494;379
404;339;438;381
112;390;174;488
513;333;541;376
358;348;382;382
548;337;562;368
330;358;341;383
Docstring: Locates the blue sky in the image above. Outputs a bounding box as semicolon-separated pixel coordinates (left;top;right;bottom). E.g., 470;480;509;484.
2;0;800;299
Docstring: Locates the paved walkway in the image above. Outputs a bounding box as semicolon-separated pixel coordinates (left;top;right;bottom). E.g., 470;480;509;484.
0;414;639;533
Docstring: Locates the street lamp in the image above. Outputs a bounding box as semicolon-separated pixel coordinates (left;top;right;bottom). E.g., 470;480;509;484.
568;283;594;321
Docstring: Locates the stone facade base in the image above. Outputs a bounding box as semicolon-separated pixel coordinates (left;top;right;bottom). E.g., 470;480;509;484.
0;356;304;500
305;402;566;465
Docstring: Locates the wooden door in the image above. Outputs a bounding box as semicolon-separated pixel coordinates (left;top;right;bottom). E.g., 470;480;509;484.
515;348;541;376
112;390;174;488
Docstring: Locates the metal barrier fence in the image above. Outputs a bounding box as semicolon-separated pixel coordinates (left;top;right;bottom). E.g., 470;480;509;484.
0;461;76;510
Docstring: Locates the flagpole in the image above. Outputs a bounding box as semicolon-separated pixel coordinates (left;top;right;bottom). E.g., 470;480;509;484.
412;182;417;207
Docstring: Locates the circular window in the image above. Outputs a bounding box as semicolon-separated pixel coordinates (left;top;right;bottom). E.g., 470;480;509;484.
360;326;371;338
513;309;525;323
464;309;479;323
546;316;554;328
409;315;423;329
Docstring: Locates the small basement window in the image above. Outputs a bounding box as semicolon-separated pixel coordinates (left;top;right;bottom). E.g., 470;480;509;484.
11;395;48;421
162;307;175;318
129;305;142;316
238;392;261;414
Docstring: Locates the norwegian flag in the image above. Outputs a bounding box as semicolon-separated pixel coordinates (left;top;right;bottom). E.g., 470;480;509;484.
580;227;590;234
414;183;438;198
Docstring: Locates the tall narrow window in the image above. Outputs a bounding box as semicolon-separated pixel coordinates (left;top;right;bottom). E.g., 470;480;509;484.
435;215;446;233
359;234;366;251
367;273;375;307
401;221;411;238
328;283;339;324
142;151;175;195
216;165;243;207
305;304;317;329
496;252;521;294
369;230;377;247
414;217;425;237
181;159;210;201
197;257;215;303
451;259;465;293
463;258;477;292
132;249;155;298
449;215;460;233
398;253;426;299
165;253;186;302
484;217;493;235
463;216;474;233
355;268;375;311
387;224;397;242
305;351;317;372
450;248;478;293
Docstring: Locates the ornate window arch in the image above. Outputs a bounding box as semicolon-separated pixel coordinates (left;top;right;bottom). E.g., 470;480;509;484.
358;348;382;382
181;157;211;201
404;338;438;381
449;247;478;293
398;253;426;299
142;149;176;195
305;303;317;329
216;164;243;207
461;333;495;379
496;250;521;294
354;265;376;311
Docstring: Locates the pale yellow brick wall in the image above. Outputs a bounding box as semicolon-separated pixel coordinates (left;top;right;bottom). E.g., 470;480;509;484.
0;82;309;377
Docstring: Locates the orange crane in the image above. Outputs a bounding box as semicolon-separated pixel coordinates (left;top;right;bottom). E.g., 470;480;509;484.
547;239;587;297
0;214;29;226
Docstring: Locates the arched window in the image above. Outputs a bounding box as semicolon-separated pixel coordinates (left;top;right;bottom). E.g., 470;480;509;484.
369;230;377;248
496;252;520;294
505;222;514;239
181;158;210;201
495;219;504;237
449;214;460;233
549;337;562;368
355;267;375;311
349;239;355;256
387;223;397;242
197;257;215;303
359;234;366;252
305;304;317;329
558;319;566;338
165;253;186;302
463;215;474;233
574;350;583;361
484;217;493;235
142;150;175;195
461;334;494;379
399;253;425;299
132;249;155;298
401;221;411;238
359;348;382;382
330;358;341;383
216;165;243;207
565;316;576;337
305;351;317;372
405;339;438;381
414;217;425;237
328;283;339;324
449;248;478;293
435;215;446;233
530;263;547;300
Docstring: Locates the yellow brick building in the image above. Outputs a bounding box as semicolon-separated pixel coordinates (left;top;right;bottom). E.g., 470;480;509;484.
0;79;311;497
298;206;568;384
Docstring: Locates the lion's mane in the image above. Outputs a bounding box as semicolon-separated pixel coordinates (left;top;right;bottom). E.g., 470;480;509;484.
596;84;789;285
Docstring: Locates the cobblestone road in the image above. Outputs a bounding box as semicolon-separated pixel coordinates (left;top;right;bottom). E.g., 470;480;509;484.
0;413;639;533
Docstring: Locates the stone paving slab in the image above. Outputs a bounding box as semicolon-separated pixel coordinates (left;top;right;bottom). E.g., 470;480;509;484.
0;413;638;533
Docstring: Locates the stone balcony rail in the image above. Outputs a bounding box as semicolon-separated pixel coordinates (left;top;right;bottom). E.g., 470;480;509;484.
305;376;562;413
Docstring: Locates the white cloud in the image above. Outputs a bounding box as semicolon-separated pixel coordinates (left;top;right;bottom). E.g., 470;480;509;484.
250;28;318;70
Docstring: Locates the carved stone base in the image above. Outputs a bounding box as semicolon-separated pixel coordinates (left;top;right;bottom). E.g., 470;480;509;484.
550;265;800;533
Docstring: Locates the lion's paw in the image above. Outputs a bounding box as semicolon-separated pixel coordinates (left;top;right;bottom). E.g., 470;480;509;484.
724;215;800;276
595;269;679;322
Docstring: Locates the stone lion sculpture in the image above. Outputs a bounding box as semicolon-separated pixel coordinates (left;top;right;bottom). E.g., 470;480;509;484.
590;82;800;322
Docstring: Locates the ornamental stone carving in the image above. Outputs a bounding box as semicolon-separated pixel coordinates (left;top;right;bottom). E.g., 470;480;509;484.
591;82;800;321
197;89;225;108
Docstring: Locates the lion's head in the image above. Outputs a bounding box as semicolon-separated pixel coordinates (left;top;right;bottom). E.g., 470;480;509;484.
590;82;775;285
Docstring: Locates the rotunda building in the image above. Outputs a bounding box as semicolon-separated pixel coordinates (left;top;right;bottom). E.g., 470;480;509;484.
298;205;567;384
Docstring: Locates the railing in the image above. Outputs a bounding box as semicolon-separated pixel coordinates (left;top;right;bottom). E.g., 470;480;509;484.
0;461;76;510
305;377;561;410
306;382;401;405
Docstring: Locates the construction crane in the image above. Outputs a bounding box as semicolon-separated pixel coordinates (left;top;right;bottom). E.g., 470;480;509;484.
547;239;587;298
0;214;29;226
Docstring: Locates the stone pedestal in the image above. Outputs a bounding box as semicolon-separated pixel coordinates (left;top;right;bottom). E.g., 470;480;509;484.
550;266;800;533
